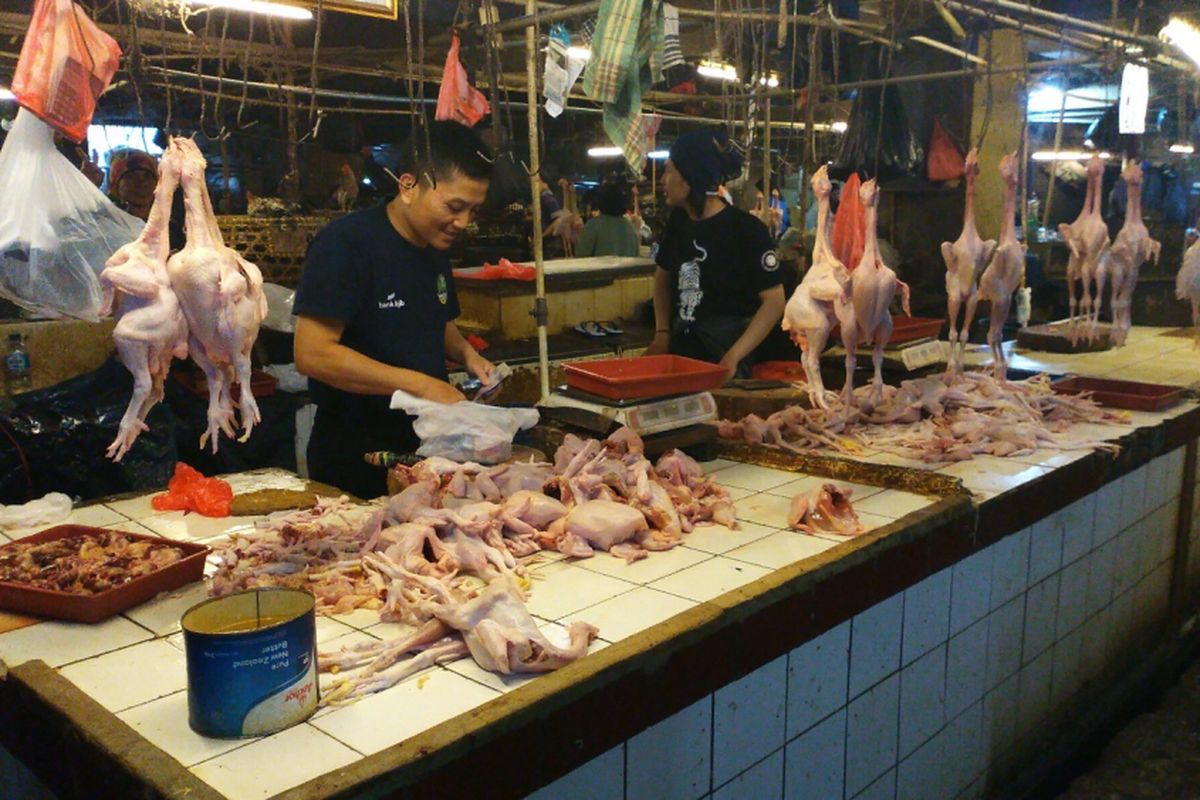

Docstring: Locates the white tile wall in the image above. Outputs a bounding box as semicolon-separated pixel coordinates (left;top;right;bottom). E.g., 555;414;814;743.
783;709;845;800
897;720;948;800
845;673;900;798
990;527;1031;611
524;746;625;800
849;595;904;699
901;568;951;666
853;767;897;800
945;617;989;720
712;750;783;800
981;673;1020;771
950;548;993;636
898;644;946;759
1060;495;1097;568
985;597;1024;690
943;702;986;797
1056;556;1091;639
712;655;787;788
191;723;360;800
1028;513;1064;586
1086;538;1117;614
626;697;711;800
1016;648;1054;733
1119;467;1148;530
1022;575;1059;664
1092;480;1122;546
786;621;850;739
1051;626;1085;709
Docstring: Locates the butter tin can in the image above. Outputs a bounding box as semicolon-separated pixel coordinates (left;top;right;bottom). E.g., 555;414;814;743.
181;588;318;738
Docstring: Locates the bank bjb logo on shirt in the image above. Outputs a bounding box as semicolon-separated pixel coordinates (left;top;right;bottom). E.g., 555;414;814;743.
437;274;449;305
378;292;406;310
761;250;780;272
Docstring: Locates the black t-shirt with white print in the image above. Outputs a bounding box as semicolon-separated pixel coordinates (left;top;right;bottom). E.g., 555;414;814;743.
654;205;781;324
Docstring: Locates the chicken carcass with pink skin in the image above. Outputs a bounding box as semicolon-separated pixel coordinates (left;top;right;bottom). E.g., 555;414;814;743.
1097;160;1161;347
548;499;678;563
840;178;912;405
165;138;268;452
788;484;864;536
99;150;189;462
977;152;1026;380
781;165;855;409
939;148;997;374
1058;154;1109;346
1178;237;1200;348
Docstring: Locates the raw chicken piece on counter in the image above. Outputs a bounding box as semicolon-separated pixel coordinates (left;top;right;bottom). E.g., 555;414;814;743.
205;426;737;702
717;371;1126;464
788;484;864;536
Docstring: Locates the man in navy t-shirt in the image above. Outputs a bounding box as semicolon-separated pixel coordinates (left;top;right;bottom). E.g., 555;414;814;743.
293;121;496;498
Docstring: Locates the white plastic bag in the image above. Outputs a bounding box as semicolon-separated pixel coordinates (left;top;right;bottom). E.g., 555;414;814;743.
390;389;539;463
0;109;143;320
261;282;296;332
0;491;72;529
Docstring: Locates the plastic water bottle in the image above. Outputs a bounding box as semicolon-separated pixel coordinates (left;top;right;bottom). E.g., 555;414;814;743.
5;333;31;393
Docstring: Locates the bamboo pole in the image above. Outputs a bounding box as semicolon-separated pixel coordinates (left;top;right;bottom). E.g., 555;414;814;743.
949;0;1161;49
526;0;549;403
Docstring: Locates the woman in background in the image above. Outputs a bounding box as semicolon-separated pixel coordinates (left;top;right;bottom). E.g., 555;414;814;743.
576;181;639;258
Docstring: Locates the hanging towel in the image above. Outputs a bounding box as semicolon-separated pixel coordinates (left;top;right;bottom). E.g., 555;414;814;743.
582;0;665;173
663;3;684;69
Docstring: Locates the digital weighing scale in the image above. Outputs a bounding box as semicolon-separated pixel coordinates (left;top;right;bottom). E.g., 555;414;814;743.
541;386;719;437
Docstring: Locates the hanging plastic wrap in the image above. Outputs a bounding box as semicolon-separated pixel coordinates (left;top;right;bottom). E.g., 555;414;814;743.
833;72;925;182
0;110;142;320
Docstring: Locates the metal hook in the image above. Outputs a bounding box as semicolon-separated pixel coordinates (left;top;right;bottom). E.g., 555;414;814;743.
475;149;495;164
520;159;538;177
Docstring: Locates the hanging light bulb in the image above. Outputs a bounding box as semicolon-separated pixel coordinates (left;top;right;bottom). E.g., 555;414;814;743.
1160;17;1200;68
181;0;312;21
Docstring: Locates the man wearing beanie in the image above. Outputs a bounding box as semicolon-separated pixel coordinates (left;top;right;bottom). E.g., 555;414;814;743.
644;131;785;379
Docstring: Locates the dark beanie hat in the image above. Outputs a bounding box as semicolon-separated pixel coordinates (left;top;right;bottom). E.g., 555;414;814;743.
668;131;743;198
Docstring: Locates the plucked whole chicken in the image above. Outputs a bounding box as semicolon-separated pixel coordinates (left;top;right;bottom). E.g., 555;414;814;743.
939;148;996;374
166;138;268;452
781;164;854;410
99;149;189;461
1179;237;1200;347
977;152;1025;380
1097;159;1160;347
1057;154;1109;346
840;178;911;405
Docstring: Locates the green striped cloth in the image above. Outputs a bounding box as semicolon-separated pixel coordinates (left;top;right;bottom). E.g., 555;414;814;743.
582;0;665;173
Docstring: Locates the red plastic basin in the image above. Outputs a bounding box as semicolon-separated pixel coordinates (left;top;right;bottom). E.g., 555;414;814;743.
563;355;728;401
1051;377;1183;412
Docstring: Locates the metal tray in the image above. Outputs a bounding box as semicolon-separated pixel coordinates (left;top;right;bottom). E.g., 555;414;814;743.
0;525;210;624
1051;376;1183;411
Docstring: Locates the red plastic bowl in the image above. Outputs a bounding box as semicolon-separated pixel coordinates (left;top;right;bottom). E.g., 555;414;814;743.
0;525;210;623
563;355;728;401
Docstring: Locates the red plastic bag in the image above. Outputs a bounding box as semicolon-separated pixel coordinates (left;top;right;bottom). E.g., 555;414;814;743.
455;258;535;281
831;173;865;271
151;463;233;518
435;32;489;127
926;119;965;183
12;0;121;143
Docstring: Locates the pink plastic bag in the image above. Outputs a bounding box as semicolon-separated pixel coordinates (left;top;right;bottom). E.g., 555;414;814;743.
435;32;489;127
12;0;121;142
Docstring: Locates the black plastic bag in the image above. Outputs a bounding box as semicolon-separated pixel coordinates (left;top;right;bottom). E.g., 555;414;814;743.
0;358;178;504
833;77;924;182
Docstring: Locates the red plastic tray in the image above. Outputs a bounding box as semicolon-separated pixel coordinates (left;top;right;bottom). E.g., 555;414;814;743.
1051;377;1183;412
0;525;210;623
563;355;728;401
830;316;944;344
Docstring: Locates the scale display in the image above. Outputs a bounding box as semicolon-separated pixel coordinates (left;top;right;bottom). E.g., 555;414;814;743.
542;391;718;436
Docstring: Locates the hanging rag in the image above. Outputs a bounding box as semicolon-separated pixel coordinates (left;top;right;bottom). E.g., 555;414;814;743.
435;31;490;127
582;0;666;173
543;25;588;118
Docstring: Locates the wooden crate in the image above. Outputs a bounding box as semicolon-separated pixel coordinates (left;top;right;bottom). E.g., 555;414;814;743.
216;214;338;289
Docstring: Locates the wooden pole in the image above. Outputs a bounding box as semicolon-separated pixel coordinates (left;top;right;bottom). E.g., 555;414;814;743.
526;0;549;402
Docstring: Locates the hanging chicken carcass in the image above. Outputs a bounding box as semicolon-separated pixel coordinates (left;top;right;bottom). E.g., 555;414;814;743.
166;138;268;452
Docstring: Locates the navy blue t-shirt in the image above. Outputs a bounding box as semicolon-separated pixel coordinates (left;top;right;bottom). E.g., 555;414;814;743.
293;205;460;424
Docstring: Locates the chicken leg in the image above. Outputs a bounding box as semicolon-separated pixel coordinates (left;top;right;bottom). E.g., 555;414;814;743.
1176;237;1200;348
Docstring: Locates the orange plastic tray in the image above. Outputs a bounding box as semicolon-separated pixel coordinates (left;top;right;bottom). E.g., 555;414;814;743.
0;525;209;623
1051;377;1183;412
563;355;727;401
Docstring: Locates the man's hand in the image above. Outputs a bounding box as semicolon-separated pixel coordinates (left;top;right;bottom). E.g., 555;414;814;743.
464;351;496;387
422;379;466;404
718;352;739;383
643;331;670;356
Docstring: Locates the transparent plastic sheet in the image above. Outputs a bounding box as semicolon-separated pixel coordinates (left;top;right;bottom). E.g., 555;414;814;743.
0;110;142;320
389;389;539;464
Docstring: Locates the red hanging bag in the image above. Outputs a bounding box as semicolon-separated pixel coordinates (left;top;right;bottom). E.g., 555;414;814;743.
435;32;490;127
12;0;121;143
926;119;966;183
831;173;865;270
